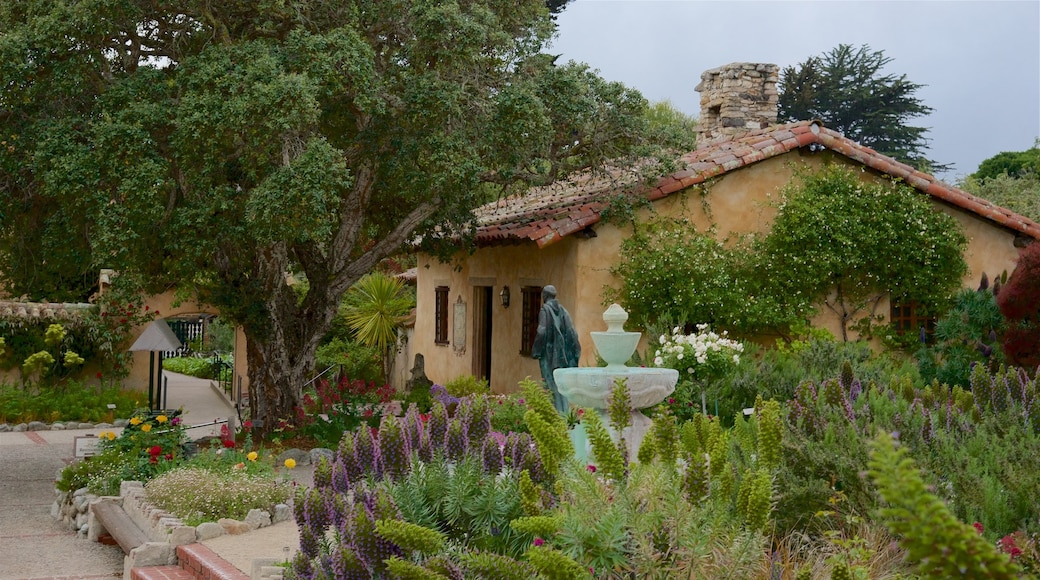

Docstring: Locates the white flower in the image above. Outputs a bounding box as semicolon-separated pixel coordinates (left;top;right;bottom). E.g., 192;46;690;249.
659;335;667;345
676;353;684;360
733;355;740;364
654;357;664;366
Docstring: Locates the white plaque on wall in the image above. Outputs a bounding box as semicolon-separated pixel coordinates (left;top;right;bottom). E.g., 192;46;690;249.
453;297;466;354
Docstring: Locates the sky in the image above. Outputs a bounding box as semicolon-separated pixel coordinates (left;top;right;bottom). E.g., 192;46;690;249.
549;0;1040;181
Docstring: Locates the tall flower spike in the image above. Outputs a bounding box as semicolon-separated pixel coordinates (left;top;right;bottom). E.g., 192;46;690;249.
481;436;504;475
353;424;379;482
378;414;409;482
445;417;466;462
428;401;449;452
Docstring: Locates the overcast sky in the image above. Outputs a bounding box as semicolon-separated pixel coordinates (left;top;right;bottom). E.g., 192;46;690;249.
549;0;1040;181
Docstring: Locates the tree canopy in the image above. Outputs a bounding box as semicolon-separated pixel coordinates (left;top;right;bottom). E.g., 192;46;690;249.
0;1;666;433
778;44;941;171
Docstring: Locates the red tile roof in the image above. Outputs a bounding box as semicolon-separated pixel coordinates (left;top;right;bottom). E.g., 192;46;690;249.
472;120;1040;248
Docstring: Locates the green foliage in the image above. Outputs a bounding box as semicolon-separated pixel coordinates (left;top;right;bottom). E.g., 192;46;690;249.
960;170;1040;224
383;557;450;580
314;336;383;384
162;356;220;379
0;0;669;436
778;43;940;170
521;377;572;480
456;551;540;579
868;431;1022;578
525;546;591;579
490;393;530;435
389;455;529;557
374;519;446;555
342;271;415;384
972;144;1040;181
915;284;1005;388
0;380;146;425
762;164;967;340
607;216;788;332
581;409;626;481
444;374;491;398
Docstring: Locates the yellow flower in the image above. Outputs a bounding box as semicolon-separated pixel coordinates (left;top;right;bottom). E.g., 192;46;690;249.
247;451;258;462
141;424;152;433
129;417;143;426
284;458;297;469
105;431;116;440
156;415;168;423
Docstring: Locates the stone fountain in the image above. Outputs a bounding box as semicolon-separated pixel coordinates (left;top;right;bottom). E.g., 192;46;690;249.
554;304;679;458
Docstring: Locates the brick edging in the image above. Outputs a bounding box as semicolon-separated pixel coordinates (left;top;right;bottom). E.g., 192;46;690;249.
131;544;248;580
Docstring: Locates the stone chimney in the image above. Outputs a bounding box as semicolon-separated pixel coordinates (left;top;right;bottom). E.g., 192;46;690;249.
695;62;779;145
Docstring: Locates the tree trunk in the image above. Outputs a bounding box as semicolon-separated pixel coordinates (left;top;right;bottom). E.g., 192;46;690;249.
245;330;313;437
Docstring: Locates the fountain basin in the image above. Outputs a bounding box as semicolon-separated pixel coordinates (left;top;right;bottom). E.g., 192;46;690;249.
554;366;678;410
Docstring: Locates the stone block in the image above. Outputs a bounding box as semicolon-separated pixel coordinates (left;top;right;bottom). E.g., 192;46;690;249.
168;525;196;546
272;504;291;523
219;518;253;535
244;509;271;530
127;542;171;568
195;521;225;541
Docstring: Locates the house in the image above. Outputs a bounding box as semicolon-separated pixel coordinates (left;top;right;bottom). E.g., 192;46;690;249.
412;62;1040;395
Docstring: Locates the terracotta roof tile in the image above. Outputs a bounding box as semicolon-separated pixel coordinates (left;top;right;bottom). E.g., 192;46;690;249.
472;120;1040;247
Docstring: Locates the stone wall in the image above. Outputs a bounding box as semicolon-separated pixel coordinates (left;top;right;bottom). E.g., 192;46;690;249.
695;62;779;145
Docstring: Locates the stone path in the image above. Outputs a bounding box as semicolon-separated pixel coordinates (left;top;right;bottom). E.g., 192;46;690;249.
0;372;237;580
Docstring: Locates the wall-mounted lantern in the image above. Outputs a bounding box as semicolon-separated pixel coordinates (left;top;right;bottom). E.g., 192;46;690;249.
500;286;511;308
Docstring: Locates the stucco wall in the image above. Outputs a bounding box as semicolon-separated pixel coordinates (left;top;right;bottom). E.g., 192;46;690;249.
415;151;1028;394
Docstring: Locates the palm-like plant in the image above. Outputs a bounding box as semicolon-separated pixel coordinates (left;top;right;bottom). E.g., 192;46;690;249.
342;272;415;384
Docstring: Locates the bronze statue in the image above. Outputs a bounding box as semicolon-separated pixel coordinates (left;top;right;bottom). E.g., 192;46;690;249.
531;285;581;414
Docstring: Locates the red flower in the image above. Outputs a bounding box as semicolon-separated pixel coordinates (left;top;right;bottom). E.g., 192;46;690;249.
668;398;676;405
533;538;544;547
164;453;173;461
587;464;597;473
223;439;236;449
973;522;984;535
148;445;162;456
243;420;253;429
419;413;430;423
96;372;103;380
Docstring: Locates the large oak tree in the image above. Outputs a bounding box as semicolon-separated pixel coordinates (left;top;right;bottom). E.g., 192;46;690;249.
0;1;665;434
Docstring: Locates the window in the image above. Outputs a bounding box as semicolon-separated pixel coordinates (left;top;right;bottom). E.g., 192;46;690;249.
520;286;542;356
435;286;449;344
890;300;936;343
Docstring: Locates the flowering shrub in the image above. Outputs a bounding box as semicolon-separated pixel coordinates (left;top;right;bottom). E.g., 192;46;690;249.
144;466;290;526
653;324;744;422
653;324;744;379
291;375;393;447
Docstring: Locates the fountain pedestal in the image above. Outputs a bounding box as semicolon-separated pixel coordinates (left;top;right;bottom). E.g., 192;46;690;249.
554;304;678;458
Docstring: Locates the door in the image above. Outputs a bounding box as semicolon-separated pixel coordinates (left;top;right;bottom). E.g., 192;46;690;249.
472;286;493;383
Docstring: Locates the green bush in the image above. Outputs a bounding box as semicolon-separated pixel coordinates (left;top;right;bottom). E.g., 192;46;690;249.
445;374;490;398
0;380;147;424
314;337;383;384
162;356;217;379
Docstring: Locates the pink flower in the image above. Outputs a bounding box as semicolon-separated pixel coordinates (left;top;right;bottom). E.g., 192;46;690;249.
668;398;676;405
587;464;597;473
533;538;544;547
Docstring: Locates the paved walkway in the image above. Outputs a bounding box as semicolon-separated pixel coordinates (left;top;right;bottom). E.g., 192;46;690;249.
0;372;238;580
